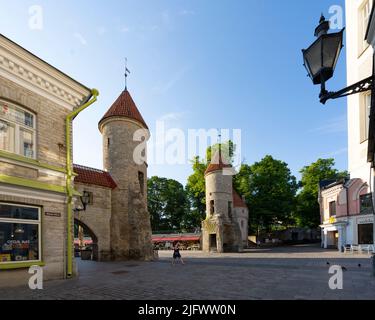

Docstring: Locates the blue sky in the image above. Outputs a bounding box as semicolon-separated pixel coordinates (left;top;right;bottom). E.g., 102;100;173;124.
0;0;348;184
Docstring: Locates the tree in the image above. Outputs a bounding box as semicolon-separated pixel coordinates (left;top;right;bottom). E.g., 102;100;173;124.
295;158;348;228
233;155;298;235
185;141;236;227
147;176;189;232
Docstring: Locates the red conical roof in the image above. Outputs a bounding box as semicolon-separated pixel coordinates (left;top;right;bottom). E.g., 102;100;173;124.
99;89;148;129
204;150;232;175
233;189;247;208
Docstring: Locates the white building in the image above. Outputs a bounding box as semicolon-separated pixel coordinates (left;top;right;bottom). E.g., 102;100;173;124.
319;0;375;250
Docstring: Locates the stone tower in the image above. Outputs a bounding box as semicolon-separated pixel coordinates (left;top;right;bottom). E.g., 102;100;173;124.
98;89;153;260
202;150;243;253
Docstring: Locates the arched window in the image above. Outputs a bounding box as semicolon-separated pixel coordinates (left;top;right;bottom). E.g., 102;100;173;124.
0;100;36;158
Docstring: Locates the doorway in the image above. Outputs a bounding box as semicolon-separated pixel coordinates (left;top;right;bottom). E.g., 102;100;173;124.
74;219;99;261
209;234;217;252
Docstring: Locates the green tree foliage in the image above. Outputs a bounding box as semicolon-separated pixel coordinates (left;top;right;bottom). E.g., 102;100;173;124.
185;156;207;227
147;176;189;232
233;155;298;235
295;158;348;228
185;141;235;226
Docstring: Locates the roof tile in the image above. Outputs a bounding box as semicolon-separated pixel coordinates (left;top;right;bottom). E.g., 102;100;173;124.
73;164;117;189
98;89;148;129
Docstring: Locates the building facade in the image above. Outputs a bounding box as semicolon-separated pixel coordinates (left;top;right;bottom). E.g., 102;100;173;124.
0;34;94;286
201;151;249;252
0;35;153;288
320;0;375;250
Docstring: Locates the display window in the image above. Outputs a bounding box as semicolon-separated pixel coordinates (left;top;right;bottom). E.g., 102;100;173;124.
0;203;41;264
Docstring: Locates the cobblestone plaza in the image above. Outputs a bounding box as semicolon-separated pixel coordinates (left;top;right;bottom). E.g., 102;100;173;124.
1;245;374;300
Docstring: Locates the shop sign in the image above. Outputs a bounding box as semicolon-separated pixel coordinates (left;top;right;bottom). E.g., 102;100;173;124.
45;212;61;218
357;216;374;225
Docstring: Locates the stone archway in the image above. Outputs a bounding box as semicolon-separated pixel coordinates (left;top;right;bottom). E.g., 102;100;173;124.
74;218;99;261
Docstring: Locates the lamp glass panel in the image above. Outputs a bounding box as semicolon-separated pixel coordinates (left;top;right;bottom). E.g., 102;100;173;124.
322;34;342;70
304;38;322;78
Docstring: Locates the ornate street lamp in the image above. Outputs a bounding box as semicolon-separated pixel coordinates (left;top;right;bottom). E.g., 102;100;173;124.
74;191;91;212
303;14;375;274
302;15;373;104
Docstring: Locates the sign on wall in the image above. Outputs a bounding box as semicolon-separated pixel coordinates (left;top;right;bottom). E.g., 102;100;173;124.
357;216;374;225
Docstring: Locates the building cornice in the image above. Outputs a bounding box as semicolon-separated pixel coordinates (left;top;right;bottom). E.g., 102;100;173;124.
0;35;91;110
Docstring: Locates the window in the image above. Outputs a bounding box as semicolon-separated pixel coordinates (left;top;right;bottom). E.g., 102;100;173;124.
329;201;336;217
358;223;374;244
359;0;373;54
228;201;232;220
0;100;36;158
360;93;371;142
0;203;41;264
138;171;144;195
360;193;373;214
210;200;215;215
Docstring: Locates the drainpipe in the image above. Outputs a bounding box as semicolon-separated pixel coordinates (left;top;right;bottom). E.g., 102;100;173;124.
65;88;99;278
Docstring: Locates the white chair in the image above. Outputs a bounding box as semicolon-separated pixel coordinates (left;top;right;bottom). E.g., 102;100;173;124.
351;244;360;254
343;244;351;253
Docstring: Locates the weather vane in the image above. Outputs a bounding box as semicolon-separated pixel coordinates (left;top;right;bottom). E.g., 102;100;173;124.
125;58;131;90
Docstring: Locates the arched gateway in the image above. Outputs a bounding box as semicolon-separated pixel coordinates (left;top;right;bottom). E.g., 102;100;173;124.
74;218;99;261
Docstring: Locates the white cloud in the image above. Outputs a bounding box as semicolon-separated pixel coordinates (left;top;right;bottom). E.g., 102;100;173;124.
97;26;107;36
152;66;191;95
161;10;170;25
158;112;187;122
120;26;130;33
309;114;347;135
324;147;348;157
73;32;87;46
179;9;195;16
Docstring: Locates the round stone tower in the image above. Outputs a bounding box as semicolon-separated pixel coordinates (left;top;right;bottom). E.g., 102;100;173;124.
98;88;153;260
202;150;242;253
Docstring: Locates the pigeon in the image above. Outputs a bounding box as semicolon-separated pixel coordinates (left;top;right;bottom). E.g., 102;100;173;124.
326;262;330;265
358;264;361;268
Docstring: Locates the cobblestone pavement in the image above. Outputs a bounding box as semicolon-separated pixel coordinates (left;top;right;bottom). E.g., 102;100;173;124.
1;244;375;300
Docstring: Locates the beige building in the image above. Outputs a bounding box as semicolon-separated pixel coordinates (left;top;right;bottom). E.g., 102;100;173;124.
319;0;375;250
201;151;249;252
0;34;95;286
0;34;153;287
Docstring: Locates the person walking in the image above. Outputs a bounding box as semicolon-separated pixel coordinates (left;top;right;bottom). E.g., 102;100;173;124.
172;242;185;265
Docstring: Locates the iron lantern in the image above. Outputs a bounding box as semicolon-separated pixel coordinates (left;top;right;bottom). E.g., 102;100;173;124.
302;15;345;100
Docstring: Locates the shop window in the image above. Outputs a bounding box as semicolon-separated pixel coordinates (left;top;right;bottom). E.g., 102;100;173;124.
358;223;374;244
329;201;337;217
360;193;373;214
0;203;41;264
0;100;36;158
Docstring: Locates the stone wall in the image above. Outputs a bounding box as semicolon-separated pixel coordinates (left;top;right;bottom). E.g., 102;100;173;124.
203;171;243;253
233;207;249;245
0;76;70;170
74;183;112;261
101;118;152;260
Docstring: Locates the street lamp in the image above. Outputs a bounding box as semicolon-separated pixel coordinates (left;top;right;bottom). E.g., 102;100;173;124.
74;191;91;212
303;14;375;275
302;15;373;104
